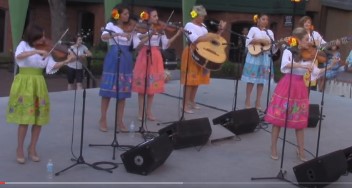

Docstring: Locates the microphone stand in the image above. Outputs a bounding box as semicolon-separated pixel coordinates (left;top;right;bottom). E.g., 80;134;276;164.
55;48;111;176
315;59;328;157
137;23;159;141
89;30;133;160
224;29;247;111
251;51;298;187
264;30;275;113
157;31;192;126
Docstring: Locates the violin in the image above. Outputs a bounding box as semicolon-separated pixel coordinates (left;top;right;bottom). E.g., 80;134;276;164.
34;38;69;62
135;20;183;34
300;44;327;63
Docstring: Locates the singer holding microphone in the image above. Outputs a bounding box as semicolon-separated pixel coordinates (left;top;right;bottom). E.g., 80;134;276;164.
98;4;137;132
66;35;92;90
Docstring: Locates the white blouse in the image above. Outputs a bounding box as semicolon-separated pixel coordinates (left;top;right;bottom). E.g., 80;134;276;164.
281;49;312;75
309;31;326;45
184;22;208;44
101;22;133;46
246;27;276;54
15;41;59;74
137;32;169;49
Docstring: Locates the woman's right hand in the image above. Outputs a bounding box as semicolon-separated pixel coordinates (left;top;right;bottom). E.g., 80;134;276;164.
36;49;48;57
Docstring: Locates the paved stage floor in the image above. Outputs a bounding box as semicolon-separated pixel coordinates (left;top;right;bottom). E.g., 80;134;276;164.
1;78;352;188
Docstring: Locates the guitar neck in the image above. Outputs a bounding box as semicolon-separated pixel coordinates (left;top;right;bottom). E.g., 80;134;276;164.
321;35;352;49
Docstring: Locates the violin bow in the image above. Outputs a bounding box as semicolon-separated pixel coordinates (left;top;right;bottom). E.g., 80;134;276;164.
45;28;69;59
160;10;175;35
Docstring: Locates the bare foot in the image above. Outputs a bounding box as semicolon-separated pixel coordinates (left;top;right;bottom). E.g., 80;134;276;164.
117;122;128;132
99;118;108;132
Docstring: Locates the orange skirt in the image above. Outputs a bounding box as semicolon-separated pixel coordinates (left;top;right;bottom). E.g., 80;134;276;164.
132;46;164;94
180;46;210;86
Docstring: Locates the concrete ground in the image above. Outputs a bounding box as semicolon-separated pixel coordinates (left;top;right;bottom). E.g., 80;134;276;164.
1;68;352;188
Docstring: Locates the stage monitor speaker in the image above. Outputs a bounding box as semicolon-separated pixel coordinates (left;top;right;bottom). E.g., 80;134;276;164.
343;146;352;173
158;117;212;149
293;150;347;188
120;134;173;175
308;104;320;128
212;108;259;135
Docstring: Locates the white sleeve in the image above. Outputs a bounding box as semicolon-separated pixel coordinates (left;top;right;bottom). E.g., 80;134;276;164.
245;27;256;47
185;23;201;43
132;33;141;49
46;56;59;74
280;49;293;74
160;35;169;50
313;31;326;44
101;22;116;42
14;41;26;65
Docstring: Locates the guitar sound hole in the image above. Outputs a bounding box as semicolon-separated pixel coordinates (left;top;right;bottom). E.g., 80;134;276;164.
211;40;220;46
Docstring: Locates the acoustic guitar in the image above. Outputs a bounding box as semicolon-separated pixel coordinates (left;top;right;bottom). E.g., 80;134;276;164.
192;33;227;71
247;37;288;56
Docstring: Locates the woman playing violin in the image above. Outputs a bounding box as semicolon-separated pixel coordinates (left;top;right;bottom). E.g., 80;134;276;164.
265;27;313;162
132;8;182;121
99;4;137;132
6;23;75;164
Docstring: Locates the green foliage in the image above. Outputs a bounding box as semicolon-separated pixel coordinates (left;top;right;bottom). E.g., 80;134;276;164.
211;61;242;79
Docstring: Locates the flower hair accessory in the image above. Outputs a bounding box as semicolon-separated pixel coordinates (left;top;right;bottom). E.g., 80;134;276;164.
253;14;258;23
111;9;119;20
288;37;298;47
190;10;198;19
140;11;149;21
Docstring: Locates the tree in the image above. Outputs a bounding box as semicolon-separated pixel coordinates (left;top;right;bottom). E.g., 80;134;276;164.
48;0;67;41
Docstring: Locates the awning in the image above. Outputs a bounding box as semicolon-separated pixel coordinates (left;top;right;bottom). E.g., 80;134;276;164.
321;0;352;11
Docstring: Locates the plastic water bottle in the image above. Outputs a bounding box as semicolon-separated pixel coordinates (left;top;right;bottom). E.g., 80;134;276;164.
129;121;136;138
47;159;54;180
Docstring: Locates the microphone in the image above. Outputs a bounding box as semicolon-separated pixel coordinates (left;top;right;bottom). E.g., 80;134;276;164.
209;21;219;26
101;27;115;34
59;40;75;45
281;43;291;50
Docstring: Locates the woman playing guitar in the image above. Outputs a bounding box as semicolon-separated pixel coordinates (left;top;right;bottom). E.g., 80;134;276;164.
180;5;226;114
298;16;327;90
241;13;276;111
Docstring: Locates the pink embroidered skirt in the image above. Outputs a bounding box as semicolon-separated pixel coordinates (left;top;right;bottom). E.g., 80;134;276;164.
264;74;309;129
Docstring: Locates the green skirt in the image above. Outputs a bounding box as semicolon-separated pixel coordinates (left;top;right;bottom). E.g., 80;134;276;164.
6;68;50;126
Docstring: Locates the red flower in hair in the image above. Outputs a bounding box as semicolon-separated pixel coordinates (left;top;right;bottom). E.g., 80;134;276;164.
111;9;120;20
140;11;149;21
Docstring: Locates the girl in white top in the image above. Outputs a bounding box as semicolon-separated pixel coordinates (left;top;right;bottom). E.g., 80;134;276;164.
7;23;74;164
66;35;92;90
132;8;182;121
298;16;326;47
265;27;313;162
298;16;328;90
241;14;275;110
99;5;137;132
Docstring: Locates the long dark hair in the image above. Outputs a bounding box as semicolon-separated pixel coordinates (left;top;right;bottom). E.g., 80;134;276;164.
23;23;44;47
